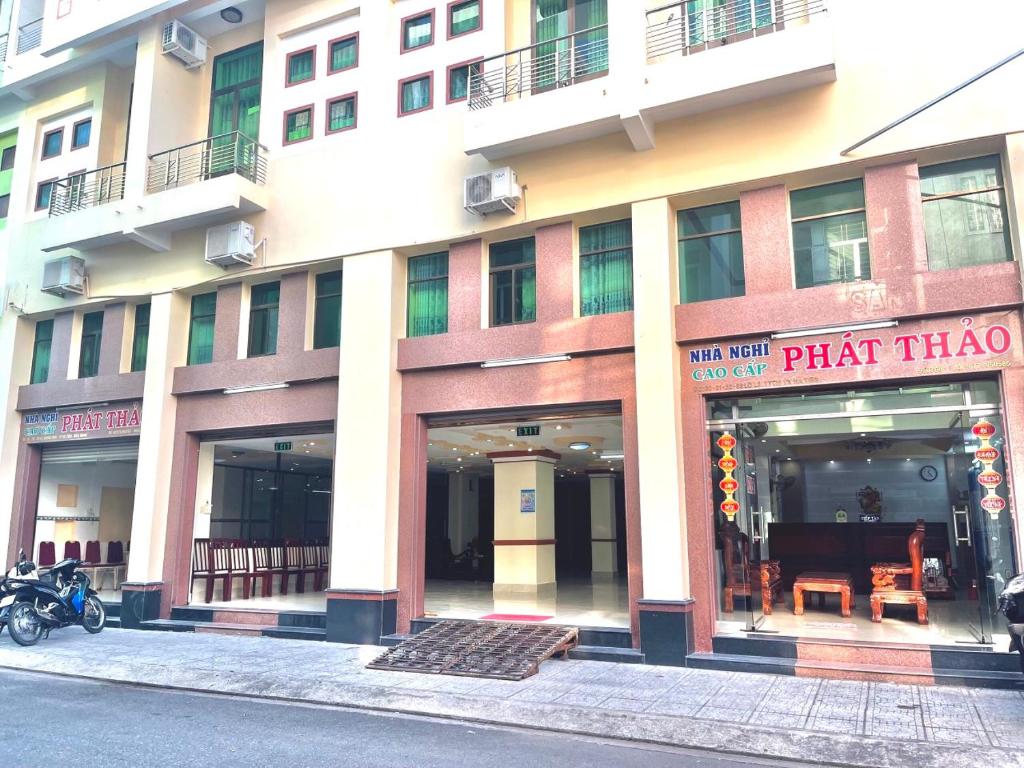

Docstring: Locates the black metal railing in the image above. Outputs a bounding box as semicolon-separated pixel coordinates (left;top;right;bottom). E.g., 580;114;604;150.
468;24;608;110
15;17;43;55
49;162;127;217
146;131;268;192
645;0;826;60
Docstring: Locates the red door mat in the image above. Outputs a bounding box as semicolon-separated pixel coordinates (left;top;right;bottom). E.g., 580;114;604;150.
480;613;553;622
367;619;579;680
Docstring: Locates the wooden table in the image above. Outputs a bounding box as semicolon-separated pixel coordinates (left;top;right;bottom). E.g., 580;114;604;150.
793;571;855;618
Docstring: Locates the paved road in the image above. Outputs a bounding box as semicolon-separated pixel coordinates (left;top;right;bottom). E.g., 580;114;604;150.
0;669;796;768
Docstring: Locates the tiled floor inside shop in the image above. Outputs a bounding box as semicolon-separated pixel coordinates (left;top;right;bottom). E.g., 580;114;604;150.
423;576;630;627
719;589;992;644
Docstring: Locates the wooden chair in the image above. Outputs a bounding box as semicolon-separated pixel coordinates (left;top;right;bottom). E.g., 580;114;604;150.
38;541;56;569
192;539;231;603
283;539;307;594
226;540;253;600
870;518;929;624
63;540;82;561
719;520;783;615
250;542;287;598
303;541;327;592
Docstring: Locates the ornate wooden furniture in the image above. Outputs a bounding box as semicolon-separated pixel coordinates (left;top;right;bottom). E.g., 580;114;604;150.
719;520;783;615
767;522;951;595
793;571;855;617
870;519;928;624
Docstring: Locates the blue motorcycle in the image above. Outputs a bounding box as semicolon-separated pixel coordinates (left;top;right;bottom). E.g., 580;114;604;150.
1;551;105;646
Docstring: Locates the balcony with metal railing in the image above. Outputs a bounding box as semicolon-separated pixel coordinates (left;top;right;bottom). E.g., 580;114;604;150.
41;162;132;252
49;163;126;218
468;25;609;111
146;132;268;192
0;33;9;65
15;17;43;55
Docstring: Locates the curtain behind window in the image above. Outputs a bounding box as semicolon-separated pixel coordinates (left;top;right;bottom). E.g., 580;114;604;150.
581;221;632;315
407;253;449;337
402;78;431;112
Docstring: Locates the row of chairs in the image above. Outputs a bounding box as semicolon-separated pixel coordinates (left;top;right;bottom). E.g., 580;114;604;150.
38;540;128;591
191;539;329;604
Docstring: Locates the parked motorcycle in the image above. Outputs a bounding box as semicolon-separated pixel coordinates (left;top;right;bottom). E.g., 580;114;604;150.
997;573;1024;675
1;551;105;646
0;551;39;637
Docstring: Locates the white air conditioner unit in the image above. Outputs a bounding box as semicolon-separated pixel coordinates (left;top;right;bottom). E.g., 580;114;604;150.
161;20;207;69
464;167;521;216
206;221;256;268
41;256;86;298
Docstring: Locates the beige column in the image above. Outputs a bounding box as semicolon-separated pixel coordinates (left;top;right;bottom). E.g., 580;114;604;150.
0;315;38;563
491;455;556;597
329;250;404;591
589;473;618;575
631;198;689;600
447;471;479;554
126;291;189;583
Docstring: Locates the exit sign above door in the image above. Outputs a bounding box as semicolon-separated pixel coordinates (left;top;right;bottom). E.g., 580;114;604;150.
274;441;292;452
516;426;540;437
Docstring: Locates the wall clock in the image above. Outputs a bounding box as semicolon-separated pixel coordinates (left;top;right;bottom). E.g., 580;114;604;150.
920;465;938;482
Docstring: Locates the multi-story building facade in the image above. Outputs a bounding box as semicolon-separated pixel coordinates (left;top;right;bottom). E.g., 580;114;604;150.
0;0;1022;681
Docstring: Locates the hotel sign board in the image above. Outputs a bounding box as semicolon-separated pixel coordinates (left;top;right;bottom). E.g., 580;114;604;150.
684;314;1020;392
22;402;143;444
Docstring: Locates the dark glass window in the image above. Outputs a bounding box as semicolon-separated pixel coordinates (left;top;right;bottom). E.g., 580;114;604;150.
209;42;263;141
580;220;633;315
284;106;313;144
1;146;15;171
403;12;434;50
920;155;1012;271
313;271;342;349
407;252;448;337
678;201;745;303
42;128;63;159
400;75;432;114
78;311;104;379
449;1;481;37
0;194;9;219
329;35;358;72
327;96;356;133
490;238;536;326
247;281;280;357
286;48;315;85
187;292;217;366
448;63;472;102
791;179;869;288
131;303;150;373
30;319;53;385
35;180;55;211
71;119;92;149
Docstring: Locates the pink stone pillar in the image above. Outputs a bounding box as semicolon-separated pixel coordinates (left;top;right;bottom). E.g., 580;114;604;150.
47;311;74;381
98;302;128;376
535;222;573;323
739;186;793;295
277;271;310;354
212;283;242;363
864;161;929;277
447;239;483;334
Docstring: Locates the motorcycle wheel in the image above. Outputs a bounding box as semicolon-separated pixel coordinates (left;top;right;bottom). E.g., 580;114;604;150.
82;596;105;634
7;602;43;647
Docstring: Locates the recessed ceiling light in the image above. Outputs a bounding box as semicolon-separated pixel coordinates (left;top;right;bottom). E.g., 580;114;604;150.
829;460;835;464
508;443;514;448
775;449;780;453
452;447;458;451
569;442;591;451
555;425;563;430
860;433;866;437
866;458;872;463
761;439;767;443
220;6;244;23
786;457;792;461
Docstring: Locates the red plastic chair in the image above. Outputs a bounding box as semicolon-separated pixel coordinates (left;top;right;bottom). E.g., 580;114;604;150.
63;541;82;561
84;541;101;565
38;541;56;568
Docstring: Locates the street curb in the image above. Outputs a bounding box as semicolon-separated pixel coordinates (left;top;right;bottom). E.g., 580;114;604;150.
1;658;1018;768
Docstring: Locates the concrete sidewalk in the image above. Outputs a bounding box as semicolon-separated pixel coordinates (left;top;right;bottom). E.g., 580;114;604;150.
0;629;1021;768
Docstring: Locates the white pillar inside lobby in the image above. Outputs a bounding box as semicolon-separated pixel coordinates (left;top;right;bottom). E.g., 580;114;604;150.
589;473;618;575
631;198;690;601
329;250;404;592
491;456;556;596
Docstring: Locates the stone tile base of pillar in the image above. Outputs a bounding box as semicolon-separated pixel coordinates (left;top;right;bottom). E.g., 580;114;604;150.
119;583;164;628
326;589;398;645
638;598;695;667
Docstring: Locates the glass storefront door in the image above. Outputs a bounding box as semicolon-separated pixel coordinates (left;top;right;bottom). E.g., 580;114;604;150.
709;380;1016;645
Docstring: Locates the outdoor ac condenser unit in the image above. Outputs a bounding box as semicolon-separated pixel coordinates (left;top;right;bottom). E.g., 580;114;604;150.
464;167;521;216
41;256;86;298
205;221;257;268
161;20;208;69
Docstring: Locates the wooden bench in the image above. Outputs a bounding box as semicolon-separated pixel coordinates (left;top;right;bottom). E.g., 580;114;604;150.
793;571;855;618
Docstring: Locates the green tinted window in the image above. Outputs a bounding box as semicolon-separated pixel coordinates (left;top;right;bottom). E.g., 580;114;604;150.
791;181;869;288
580;220;632;316
490;239;536;326
285;107;312;143
78;311;104;379
678;202;745;303
450;1;481;36
407;253;448;337
131;303;150;373
187;293;217;366
287;49;314;84
30;319;53;385
791;179;865;219
313;271;342;349
330;36;357;71
248;282;280;357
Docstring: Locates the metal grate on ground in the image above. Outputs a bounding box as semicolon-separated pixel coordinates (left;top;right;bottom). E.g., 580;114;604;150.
368;620;579;681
